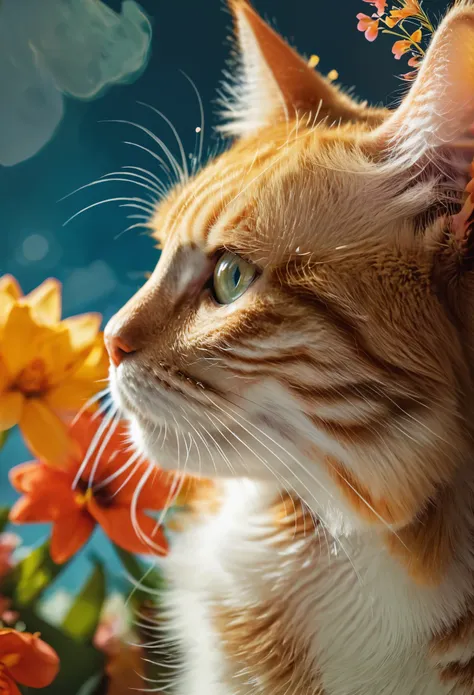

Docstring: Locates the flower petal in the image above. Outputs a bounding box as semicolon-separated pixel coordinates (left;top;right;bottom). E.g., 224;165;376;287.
63;314;102;351
23;278;61;325
72;339;109;382
50;512;95;563
0;358;10;392
1;305;39;378
9;463;79;521
45;376;105;414
0;294;15;333
20;398;80;467
0;276;22;300
9;495;56;524
392;39;411;59
0;629;60;687
112;463;179;510
0;276;21;334
27;325;76;386
9;461;51;493
0;671;22;695
89;502;168;556
0;391;23;431
70;414;131;482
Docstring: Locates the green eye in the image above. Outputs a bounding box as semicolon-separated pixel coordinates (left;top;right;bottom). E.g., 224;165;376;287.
212;252;257;305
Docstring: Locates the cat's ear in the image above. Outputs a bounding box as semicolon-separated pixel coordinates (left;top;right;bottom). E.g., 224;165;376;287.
370;5;474;165
219;0;381;137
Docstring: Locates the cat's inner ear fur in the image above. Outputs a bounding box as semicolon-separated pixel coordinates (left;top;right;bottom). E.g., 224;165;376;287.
219;0;385;138
369;4;474;169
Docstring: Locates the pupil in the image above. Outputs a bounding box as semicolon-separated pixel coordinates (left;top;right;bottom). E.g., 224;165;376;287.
232;265;241;286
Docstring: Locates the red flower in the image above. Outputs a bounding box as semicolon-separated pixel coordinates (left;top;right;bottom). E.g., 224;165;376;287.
356;13;379;42
0;629;59;694
9;414;178;563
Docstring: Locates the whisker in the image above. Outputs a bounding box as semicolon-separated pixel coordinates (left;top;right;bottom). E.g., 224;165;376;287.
122;165;165;186
100;171;165;196
115;221;152;240
137;101;189;181
122;141;173;182
63;197;155;227
180;71;205;169
88;410;121;488
101;119;184;183
95;450;141;495
130;463;169;554
181;415;218;476
72;404;118;489
71;388;110;425
219;394;405;550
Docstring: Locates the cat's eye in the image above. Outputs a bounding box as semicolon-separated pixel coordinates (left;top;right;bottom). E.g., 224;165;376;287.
212;252;257;305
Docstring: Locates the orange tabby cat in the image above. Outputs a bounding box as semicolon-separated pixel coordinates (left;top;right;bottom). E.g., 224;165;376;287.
105;1;474;693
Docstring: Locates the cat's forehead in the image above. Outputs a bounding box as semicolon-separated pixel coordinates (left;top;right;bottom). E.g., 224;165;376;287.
151;124;424;267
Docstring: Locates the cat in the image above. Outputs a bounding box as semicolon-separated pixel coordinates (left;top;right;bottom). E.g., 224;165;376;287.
104;1;474;693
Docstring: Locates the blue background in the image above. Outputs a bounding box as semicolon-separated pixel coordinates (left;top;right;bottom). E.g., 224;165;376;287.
0;0;449;589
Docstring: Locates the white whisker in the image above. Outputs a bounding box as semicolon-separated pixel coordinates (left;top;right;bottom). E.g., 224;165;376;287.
72;404;118;489
63;197;154;227
137;101;189;181
102;119;184;183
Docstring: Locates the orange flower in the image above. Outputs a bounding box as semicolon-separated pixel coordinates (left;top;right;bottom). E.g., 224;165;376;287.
407;55;421;68
386;0;421;27
9;414;177;563
362;0;386;16
0;275;108;466
392;29;422;59
0;628;59;694
356;13;379;41
392;39;411;59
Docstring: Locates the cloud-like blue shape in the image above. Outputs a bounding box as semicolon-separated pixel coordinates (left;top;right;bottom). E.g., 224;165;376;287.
0;0;151;166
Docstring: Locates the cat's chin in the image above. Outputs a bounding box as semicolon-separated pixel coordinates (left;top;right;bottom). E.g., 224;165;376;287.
122;412;180;472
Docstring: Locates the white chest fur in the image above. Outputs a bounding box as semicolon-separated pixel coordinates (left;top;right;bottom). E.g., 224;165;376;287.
160;479;466;695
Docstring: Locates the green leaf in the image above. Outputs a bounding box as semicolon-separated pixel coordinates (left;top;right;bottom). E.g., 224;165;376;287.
0;507;10;533
62;561;106;641
7;540;67;605
113;544;165;604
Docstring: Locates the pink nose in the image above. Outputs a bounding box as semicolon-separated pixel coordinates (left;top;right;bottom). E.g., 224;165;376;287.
105;335;135;367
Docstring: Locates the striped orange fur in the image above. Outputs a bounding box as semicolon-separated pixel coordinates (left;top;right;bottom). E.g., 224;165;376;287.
105;1;474;693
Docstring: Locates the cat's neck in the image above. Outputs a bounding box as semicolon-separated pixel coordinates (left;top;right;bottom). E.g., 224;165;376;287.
166;473;474;695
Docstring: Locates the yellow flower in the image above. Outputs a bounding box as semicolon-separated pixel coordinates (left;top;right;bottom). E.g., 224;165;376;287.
0;275;108;466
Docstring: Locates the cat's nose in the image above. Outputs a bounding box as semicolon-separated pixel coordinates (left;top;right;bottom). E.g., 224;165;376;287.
105;334;136;367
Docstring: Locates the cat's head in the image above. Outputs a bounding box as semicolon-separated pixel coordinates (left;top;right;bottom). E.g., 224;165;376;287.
106;0;474;535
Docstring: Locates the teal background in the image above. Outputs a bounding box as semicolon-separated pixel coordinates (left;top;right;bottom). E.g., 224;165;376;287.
0;0;449;588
